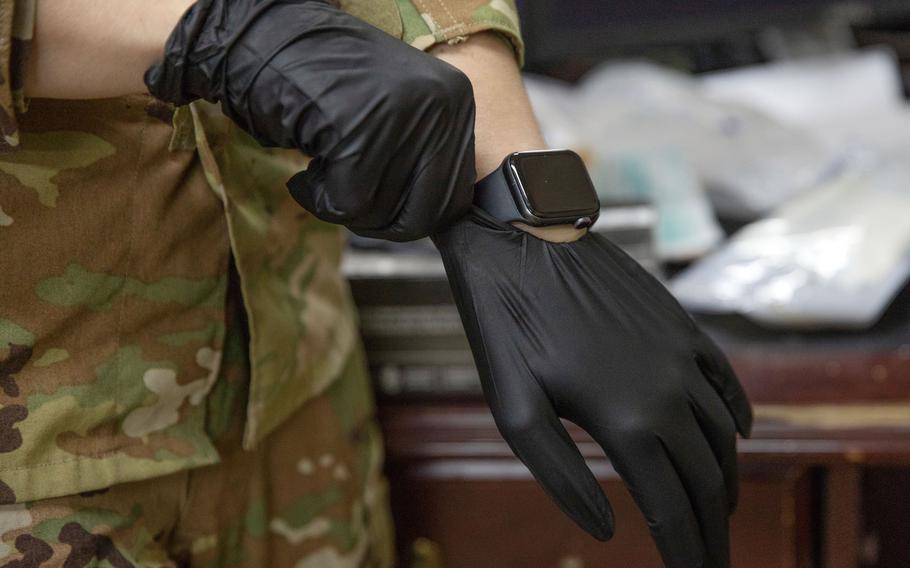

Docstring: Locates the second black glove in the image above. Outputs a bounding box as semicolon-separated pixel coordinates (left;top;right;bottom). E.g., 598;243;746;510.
145;0;476;241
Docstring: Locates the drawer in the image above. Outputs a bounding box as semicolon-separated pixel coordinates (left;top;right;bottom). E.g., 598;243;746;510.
387;461;813;568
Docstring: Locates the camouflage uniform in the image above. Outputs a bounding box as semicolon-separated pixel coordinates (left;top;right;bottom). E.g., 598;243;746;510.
0;0;522;565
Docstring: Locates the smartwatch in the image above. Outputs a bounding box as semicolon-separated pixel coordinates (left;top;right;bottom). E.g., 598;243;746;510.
473;149;600;228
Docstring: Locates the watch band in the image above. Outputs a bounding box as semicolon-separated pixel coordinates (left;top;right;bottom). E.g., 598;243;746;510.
473;164;524;223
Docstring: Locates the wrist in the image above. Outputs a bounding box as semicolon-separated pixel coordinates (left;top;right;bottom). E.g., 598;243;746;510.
480;149;595;244
429;33;589;244
512;222;587;243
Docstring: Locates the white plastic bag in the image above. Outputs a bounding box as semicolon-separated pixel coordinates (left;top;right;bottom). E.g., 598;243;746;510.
670;158;910;329
524;66;726;260
574;62;837;220
701;48;904;127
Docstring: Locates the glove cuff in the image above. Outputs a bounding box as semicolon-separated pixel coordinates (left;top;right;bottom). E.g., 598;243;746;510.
144;0;222;106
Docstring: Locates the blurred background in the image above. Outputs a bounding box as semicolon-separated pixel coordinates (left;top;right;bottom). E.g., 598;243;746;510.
346;2;910;566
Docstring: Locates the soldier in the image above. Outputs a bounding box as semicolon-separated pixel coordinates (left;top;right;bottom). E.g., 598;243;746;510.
0;1;751;567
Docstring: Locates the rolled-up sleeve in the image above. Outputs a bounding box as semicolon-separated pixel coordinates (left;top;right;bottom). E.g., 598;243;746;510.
398;0;524;65
0;0;34;148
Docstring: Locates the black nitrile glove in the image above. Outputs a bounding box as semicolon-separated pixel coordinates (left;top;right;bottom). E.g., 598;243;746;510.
433;210;753;568
145;0;476;241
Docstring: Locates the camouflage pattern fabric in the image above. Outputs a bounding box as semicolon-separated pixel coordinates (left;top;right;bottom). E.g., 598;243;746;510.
398;0;523;61
0;274;394;566
0;0;521;511
0;94;229;504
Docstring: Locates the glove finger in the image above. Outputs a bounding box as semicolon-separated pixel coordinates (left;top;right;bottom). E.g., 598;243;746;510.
661;413;733;568
381;134;475;240
585;422;705;568
696;335;754;438
286;157;391;229
286;161;332;218
688;377;741;514
488;381;614;541
287;148;472;242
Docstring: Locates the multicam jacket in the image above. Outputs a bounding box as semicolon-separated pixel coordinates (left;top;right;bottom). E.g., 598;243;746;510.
0;0;523;504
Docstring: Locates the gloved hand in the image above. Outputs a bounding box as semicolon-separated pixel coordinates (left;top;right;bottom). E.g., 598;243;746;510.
145;0;476;241
433;210;753;568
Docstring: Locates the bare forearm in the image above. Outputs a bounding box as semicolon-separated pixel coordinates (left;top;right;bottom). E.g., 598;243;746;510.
431;33;584;242
24;0;193;98
431;33;545;178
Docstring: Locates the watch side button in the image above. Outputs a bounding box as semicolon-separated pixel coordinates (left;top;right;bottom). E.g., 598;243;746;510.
574;216;593;229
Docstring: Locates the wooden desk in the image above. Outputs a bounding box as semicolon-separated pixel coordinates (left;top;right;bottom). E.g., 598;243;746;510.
377;284;910;567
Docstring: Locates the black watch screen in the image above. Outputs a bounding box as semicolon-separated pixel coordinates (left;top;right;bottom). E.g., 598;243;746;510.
508;150;600;219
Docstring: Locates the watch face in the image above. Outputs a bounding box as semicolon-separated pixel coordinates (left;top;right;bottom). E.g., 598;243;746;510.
508;150;600;219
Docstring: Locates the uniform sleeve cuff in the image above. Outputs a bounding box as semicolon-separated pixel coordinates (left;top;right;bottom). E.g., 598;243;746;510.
399;0;525;67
